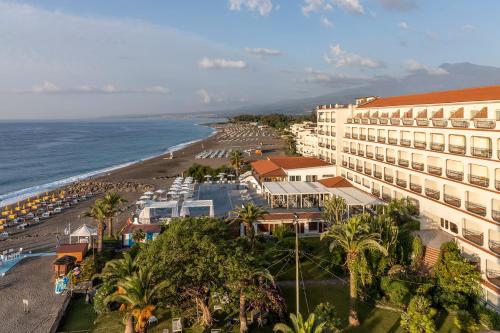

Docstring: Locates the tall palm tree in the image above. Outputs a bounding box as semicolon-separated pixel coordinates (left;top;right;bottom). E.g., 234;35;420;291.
230;203;268;246
82;199;108;254
229;150;244;177
108;268;169;333
321;196;347;225
102;192;127;238
274;313;326;333
98;252;137;283
321;215;388;327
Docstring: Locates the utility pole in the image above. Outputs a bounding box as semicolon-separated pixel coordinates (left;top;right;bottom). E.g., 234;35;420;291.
293;212;300;316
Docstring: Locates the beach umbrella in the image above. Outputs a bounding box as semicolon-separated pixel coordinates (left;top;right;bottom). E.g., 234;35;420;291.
135;200;146;205
139;195;150;200
144;191;154;195
204;175;212;179
155;189;166;194
167;191;177;195
179;190;189;195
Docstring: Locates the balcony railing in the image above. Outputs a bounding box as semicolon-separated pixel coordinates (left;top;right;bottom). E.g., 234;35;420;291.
388;138;398;145
474;119;496;129
386;156;395;164
374;171;382;179
350;148;357;154
432;119;448;127
489;239;500;255
356;165;363;172
444;194;461;207
390;118;401;125
465;201;487;216
348;163;355;170
347;174;353;180
352;134;359;139
400;139;411;147
425;188;440;200
471;147;492;158
344;133;351;138
361;118;369;124
353;118;360;124
360;134;366;140
364;168;372;176
412;162;424;171
468;175;489;187
372;188;380;197
402;118;414;126
318;130;325;135
492;210;500;223
358;150;365;157
410;183;422;193
376;154;384;161
446;170;463;181
342;161;347;167
343;147;349;153
463;229;484;246
414;141;426;149
430;143;445;152
451;119;469;128
347;118;353;124
398;159;409;167
382;193;392;202
369;118;378;124
496;180;500;191
379;118;389;125
377;137;386;143
384;174;394;183
396;178;407;188
486;269;500;289
366;151;374;158
427;165;442;176
449;145;466;155
368;135;375;142
416;118;429;126
318;143;325;148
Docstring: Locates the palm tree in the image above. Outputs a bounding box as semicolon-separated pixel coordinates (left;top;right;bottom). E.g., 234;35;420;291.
102;192;127;238
321;215;388;327
321;196;347;225
108;268;169;333
229;150;244;177
274;313;326;333
82;199;108;254
230;203;268;246
98;252;137;283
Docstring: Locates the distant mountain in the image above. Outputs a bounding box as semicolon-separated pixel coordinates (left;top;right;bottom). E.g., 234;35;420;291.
217;63;500;116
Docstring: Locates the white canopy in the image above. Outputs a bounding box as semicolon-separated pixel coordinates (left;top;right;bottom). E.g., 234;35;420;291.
138;200;179;223
144;191;154;195
155;189;166;194
180;200;214;217
69;224;97;244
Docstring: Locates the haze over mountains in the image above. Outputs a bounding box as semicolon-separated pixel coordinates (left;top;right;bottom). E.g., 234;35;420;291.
216;62;500;116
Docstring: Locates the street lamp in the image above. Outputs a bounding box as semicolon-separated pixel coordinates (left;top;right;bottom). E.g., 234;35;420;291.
293;212;300;316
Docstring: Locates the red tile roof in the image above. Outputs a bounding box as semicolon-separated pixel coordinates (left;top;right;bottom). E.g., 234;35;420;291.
56;243;88;253
259;212;322;221
121;223;162;234
268;156;331;169
358;85;500;108
251;160;283;177
318;176;353;188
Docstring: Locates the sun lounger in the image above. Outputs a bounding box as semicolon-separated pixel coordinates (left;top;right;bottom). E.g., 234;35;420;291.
172;318;182;333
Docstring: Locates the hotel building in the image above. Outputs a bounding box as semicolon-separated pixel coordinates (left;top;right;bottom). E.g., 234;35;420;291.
289;122;319;157
315;86;500;307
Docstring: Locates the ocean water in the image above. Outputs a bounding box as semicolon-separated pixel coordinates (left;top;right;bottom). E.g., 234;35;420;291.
0;119;214;206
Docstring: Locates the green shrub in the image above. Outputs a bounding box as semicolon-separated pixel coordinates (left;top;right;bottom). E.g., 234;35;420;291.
273;224;294;240
93;280;116;314
381;277;411;306
454;310;481;332
476;304;500;330
400;295;437;333
314;302;342;333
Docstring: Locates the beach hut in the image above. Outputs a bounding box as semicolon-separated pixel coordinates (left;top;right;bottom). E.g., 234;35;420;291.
120;224;162;247
69;224;97;246
56;243;88;263
53;255;77;276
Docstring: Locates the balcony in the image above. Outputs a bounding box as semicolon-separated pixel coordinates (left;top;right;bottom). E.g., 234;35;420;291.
384;174;394;183
326;144;331;149
449;145;466;155
348;163;355;170
489;239;500;255
377;137;386;143
474;119;496;129
400;139;411;147
451;119;469;128
398;159;409;167
427;165;442;176
416;119;429;126
318;142;325;148
318;130;325;135
496;180;500;191
344;133;351;139
388;137;398;145
368;135;375;142
361;118;369;124
364;168;372;176
376;154;384;161
353;118;361;124
492;210;500;223
468;175;489;187
462;229;484;246
446;170;463;181
412;162;424;171
358;150;365;157
372;188;380;197
366;151;374;158
430;143;445;152
360;134;366;140
471;147;492;158
343;147;349;153
486;269;500;289
342;161;347;167
347;174;353;180
352;134;359;139
402;118;414;126
356;165;363;172
432;119;448;127
444;194;461;207
410;183;422;193
374;171;382;179
350;148;357;155
379;118;389;125
382;193;392;202
396;178;407;188
369;118;378;124
386;156;396;164
347;118;353;124
390;118;400;125
466;201;487;216
414;141;426;149
425;188;440;200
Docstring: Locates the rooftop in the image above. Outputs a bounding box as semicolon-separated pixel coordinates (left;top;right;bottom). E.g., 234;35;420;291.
251;156;331;177
56;243;88;253
358;85;500;108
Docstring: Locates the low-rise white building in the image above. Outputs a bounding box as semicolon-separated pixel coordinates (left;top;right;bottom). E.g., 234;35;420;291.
289;122;319;157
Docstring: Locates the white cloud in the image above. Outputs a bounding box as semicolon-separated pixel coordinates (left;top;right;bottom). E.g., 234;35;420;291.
197;89;224;104
244;47;282;57
325;43;384;69
144;85;171;94
334;0;364;14
462;24;478;31
398;21;409;29
302;0;363;16
321;16;334;28
228;0;273;16
302;67;369;88
32;81;60;93
405;59;448;75
198;57;247;69
377;0;417;11
302;0;330;16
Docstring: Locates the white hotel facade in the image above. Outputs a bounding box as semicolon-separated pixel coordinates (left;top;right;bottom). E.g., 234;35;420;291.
315;86;500;307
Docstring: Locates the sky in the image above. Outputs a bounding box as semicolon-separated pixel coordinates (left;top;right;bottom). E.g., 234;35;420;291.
1;0;499;119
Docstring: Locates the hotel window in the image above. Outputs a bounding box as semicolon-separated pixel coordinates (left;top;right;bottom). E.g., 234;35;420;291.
306;175;317;182
322;174;334;178
496;110;500;120
450;222;458;234
290;175;301;181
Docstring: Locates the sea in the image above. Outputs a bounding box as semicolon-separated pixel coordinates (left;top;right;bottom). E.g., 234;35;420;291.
0;119;215;207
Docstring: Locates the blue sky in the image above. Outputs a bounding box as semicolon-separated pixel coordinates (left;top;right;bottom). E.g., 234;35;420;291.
0;0;499;119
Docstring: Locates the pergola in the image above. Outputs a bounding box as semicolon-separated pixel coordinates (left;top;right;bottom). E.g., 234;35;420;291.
138;200;179;224
262;181;384;214
69;224;97;245
180;200;214;218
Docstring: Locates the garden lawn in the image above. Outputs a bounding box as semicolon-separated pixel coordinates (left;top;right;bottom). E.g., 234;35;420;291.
57;295;97;332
